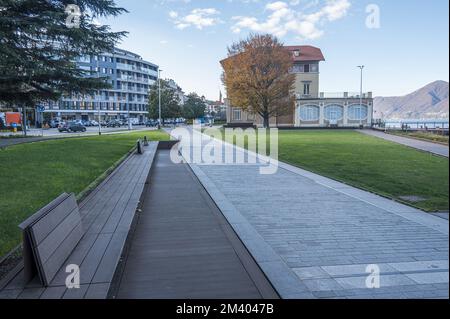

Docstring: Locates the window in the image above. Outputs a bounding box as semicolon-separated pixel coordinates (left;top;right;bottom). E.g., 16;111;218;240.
310;64;318;73
324;105;344;121
303;83;310;96
78;55;90;63
233;108;242;121
304;64;310;73
291;64;303;73
299;105;320;121
348;105;368;120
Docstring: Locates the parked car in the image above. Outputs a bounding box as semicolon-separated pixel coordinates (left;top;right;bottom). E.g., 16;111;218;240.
58;122;87;133
106;120;122;128
90;120;99;126
50;120;62;128
146;120;157;127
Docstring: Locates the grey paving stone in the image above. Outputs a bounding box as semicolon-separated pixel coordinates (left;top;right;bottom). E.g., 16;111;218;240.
176;129;450;299
302;278;344;292
258;260;314;299
405;272;449;285
321;263;398;277
335;274;416;289
388;260;449;272
293;267;330;280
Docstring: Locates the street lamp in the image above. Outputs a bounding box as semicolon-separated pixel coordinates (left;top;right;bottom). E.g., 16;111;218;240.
158;68;163;129
357;65;365;128
96;56;102;135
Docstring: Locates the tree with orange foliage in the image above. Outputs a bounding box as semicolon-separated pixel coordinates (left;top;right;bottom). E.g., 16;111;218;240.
221;34;295;128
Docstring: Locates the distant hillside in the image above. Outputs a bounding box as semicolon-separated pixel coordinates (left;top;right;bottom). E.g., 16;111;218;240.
374;81;449;120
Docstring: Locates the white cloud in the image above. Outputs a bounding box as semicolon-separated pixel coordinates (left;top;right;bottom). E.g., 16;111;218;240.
231;0;351;40
169;11;178;19
169;8;222;30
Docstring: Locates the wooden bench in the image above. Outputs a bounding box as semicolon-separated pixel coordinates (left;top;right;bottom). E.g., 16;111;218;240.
19;193;83;287
0;142;159;299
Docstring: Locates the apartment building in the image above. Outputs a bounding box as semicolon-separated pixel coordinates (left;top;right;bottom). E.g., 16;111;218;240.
43;48;158;122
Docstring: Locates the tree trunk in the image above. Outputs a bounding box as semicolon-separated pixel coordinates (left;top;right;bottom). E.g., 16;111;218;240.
22;105;27;136
262;113;270;128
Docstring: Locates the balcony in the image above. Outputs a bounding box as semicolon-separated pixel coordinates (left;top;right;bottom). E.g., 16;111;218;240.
319;92;373;99
296;92;373;100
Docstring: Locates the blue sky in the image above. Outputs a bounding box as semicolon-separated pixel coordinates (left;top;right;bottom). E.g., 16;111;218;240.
102;0;449;100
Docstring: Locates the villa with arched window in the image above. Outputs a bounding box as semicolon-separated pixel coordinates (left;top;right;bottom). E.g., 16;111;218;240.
225;45;374;128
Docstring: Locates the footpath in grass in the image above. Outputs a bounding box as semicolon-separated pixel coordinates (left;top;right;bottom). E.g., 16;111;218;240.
388;131;449;145
0;130;169;257
204;129;449;212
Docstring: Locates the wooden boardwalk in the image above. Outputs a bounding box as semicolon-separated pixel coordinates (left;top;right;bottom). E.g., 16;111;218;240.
112;151;278;299
0;142;158;299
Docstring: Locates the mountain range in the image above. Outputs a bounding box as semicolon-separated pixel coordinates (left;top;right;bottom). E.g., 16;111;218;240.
374;80;449;120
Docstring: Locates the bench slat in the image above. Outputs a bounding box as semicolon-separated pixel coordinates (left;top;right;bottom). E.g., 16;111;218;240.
29;194;78;245
19;193;70;231
40;221;84;286
34;208;81;264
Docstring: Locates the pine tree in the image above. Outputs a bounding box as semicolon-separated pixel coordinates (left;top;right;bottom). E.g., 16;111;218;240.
0;0;127;106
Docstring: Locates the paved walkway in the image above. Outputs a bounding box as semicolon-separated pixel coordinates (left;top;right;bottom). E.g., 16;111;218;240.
0;143;158;299
173;128;449;299
358;130;449;157
113;150;277;299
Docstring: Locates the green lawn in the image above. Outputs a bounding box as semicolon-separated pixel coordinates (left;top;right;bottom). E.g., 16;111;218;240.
0;130;170;257
206;129;449;213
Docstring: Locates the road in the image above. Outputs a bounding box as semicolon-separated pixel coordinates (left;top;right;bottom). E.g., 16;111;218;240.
0;126;156;148
9;126;152;137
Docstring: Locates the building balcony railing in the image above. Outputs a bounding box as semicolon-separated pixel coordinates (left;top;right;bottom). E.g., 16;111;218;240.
118;75;151;84
117;63;158;75
296;92;373;100
320;92;373;99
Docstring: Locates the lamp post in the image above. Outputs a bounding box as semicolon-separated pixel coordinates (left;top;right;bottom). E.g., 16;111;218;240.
158;68;163;129
357;65;364;128
96;56;102;135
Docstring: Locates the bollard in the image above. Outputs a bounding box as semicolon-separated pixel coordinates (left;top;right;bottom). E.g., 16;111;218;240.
137;139;143;154
143;136;149;146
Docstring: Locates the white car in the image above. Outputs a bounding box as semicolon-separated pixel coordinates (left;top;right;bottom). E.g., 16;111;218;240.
90;120;99;126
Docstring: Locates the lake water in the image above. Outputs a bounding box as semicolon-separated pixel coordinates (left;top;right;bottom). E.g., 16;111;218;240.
384;119;449;129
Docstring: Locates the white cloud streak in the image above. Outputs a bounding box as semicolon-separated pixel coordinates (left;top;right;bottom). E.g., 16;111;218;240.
231;0;351;40
169;8;222;30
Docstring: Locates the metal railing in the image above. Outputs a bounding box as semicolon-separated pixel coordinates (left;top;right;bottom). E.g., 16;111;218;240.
296;92;373;99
